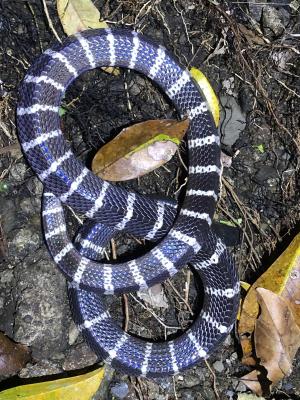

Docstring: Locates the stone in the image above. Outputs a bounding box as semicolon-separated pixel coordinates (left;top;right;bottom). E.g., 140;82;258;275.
68;320;80;345
254;165;278;184
10;228;41;260
213;360;224;373
248;2;263;21
177;369;205;388
26;176;43;196
110;382;129;399
129;83;141;96
262;6;285;37
9;162;27;182
0;270;13;284
238;86;255;113
219;96;246;147
62;342;98;370
236;381;247;392
13;250;69;360
19;359;61;378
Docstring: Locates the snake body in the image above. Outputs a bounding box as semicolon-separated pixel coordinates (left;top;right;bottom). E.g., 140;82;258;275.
17;28;239;377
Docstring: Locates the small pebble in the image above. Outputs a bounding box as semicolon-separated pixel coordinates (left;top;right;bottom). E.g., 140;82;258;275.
68;321;79;345
283;382;294;391
226;390;235;400
236;381;247;392
111;382;129;399
9;163;27;182
213;360;224;373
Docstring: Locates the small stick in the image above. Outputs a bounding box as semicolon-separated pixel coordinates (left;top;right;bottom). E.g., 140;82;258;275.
42;0;62;43
205;360;220;399
172;376;179;400
166;279;193;315
123;294;129;332
130;294;181;330
110;238;117;260
184;270;191;306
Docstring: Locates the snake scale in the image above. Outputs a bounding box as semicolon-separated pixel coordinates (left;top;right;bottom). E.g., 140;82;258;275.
17;28;240;377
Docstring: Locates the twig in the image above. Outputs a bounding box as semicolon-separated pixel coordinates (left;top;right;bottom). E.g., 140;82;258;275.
166;277;194;315
110;238;117;260
172;376;179;400
42;0;62;43
123;294;129;332
130;293;181;330
66;206;84;225
27;1;43;51
184;270;191;307
205;360;220;399
177;148;188;171
130;377;144;400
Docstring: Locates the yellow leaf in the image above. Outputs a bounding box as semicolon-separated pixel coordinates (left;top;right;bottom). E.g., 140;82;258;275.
238;392;266;400
190;67;220;127
240;281;251;291
238;232;300;364
92;119;189;181
0;367;105;400
57;0;107;35
57;0;119;75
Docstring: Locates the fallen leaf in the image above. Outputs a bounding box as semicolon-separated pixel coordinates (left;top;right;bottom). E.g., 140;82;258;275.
238;389;266;400
241;288;300;395
0;332;31;377
92;119;189;181
0;366;105;400
255;144;265;154
57;0;107;35
238;24;267;45
241;370;264;396
239;232;300;364
190;67;220;127
57;0;118;75
240;281;251;292
255;288;300;383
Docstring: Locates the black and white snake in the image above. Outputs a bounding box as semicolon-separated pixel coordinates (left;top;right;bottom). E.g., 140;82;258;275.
17;28;239;377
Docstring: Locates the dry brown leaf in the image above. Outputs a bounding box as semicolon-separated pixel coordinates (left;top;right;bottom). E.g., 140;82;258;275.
241;288;300;395
92;119;189;181
239;232;300;365
255;288;300;383
241;370;264;396
238;24;266;45
0;332;31;376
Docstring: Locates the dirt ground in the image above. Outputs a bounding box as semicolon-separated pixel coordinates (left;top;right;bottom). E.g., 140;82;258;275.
0;0;299;399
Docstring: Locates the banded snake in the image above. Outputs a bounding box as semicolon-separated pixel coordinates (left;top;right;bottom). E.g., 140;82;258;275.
17;28;240;377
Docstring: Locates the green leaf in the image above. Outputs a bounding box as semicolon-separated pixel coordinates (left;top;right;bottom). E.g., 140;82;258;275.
254;144;265;153
92;119;189;181
219;218;242;227
0;181;9;193
59;107;67;117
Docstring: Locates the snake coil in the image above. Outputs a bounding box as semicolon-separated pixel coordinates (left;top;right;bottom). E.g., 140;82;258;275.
17;28;239;377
